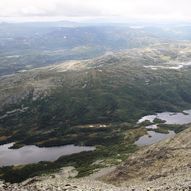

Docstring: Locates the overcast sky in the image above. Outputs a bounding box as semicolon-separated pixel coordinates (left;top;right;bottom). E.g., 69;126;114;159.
0;0;191;22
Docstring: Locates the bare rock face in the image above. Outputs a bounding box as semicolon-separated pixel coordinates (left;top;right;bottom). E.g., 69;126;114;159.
103;126;191;190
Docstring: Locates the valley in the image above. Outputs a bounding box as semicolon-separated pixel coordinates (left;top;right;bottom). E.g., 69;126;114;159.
1;42;191;187
1;0;191;189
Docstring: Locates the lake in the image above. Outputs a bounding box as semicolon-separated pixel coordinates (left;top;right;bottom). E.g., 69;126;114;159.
0;143;95;167
135;130;175;146
136;109;191;146
138;109;191;124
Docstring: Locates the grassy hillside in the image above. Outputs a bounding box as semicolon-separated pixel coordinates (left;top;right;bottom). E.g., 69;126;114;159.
1;43;191;183
1;43;191;147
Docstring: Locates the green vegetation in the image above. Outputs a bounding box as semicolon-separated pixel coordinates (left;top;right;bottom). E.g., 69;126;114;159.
0;24;161;76
2;60;191;146
0;143;137;183
153;118;166;124
157;124;189;133
1;43;191;183
0;126;140;183
138;120;153;126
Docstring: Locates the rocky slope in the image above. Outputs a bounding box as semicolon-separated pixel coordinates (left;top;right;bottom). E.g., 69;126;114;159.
103;126;191;190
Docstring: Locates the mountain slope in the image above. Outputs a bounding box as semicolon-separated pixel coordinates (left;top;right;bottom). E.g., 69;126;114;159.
1;43;191;147
103;126;191;190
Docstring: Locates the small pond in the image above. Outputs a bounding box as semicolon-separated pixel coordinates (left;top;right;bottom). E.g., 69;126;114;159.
135;130;176;146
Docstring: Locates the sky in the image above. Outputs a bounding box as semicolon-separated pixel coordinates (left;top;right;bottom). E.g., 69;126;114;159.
0;0;191;22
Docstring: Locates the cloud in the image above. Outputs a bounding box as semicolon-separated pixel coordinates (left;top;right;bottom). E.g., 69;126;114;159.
0;0;102;17
0;0;191;21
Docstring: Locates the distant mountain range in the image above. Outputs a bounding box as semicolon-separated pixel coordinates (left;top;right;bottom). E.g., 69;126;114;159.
1;22;191;76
